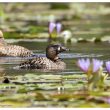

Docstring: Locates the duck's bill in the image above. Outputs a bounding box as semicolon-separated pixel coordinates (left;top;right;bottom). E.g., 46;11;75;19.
61;46;70;52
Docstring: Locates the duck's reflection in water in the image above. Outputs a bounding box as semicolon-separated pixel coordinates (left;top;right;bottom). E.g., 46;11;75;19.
0;57;29;64
0;66;6;77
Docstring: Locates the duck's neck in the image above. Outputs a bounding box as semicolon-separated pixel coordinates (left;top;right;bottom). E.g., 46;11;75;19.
53;56;60;61
47;55;61;62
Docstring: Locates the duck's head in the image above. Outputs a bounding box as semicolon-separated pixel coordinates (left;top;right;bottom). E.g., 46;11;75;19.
0;30;6;46
46;44;69;61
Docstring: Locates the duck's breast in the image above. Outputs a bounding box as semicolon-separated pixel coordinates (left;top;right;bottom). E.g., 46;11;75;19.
18;57;66;70
37;57;66;70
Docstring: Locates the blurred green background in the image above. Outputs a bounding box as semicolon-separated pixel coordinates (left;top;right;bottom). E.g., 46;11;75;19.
0;3;110;107
0;3;110;42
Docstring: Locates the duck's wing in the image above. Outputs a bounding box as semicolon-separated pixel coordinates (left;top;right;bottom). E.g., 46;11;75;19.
14;57;66;70
0;45;33;57
14;57;47;69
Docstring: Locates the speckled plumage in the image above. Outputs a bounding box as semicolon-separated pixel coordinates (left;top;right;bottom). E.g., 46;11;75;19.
0;30;33;57
15;44;69;70
19;57;66;70
0;45;33;57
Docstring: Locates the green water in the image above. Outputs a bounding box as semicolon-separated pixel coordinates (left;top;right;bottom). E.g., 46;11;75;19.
1;3;110;107
0;42;110;107
1;42;110;75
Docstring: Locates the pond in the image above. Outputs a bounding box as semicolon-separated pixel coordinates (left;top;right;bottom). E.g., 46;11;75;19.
1;3;110;107
0;41;110;107
1;41;110;75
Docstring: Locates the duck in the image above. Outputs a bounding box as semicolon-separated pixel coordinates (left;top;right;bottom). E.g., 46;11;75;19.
14;44;69;70
0;30;33;57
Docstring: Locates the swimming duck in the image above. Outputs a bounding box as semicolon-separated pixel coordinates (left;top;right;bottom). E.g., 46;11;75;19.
0;30;33;57
15;44;69;70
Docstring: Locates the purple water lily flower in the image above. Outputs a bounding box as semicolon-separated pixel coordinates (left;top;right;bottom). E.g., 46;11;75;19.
105;61;110;73
49;22;56;33
77;58;90;73
92;59;103;73
102;97;110;104
77;58;103;73
56;22;62;34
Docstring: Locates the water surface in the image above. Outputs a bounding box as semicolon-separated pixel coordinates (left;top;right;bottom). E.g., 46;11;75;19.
0;41;110;76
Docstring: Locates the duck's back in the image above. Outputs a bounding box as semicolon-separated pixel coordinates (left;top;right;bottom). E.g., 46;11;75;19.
0;45;33;57
18;57;66;70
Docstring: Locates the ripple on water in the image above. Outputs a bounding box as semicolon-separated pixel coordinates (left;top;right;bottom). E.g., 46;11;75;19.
0;53;103;65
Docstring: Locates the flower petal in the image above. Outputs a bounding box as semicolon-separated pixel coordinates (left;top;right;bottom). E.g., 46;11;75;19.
77;58;90;73
92;59;103;73
105;61;110;73
56;23;62;34
49;22;56;33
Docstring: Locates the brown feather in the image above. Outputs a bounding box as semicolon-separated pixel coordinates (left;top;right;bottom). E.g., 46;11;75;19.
15;44;68;70
0;30;33;57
